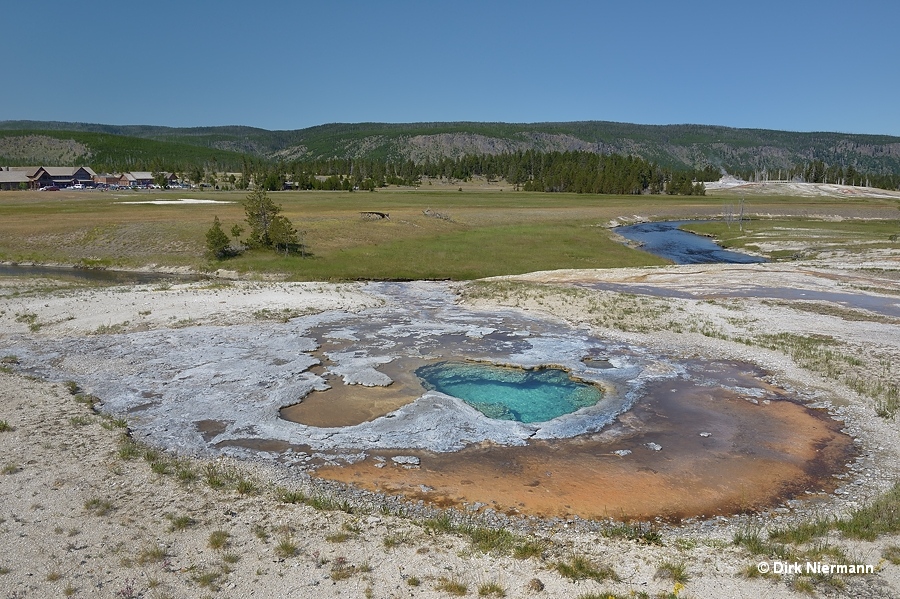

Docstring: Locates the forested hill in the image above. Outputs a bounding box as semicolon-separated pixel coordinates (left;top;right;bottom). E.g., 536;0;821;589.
2;120;900;177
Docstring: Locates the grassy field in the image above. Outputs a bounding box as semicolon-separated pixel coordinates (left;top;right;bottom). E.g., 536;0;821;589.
0;188;897;279
684;216;900;260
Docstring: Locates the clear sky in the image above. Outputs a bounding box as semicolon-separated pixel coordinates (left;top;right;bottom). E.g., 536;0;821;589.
4;0;898;136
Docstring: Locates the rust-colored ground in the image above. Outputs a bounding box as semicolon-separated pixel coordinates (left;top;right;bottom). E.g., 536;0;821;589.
317;371;853;521
280;357;424;428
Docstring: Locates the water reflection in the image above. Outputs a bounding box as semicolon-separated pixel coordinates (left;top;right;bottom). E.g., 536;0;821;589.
615;220;765;264
0;263;205;285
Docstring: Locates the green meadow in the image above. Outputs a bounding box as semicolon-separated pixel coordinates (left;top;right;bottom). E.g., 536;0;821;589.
684;214;900;261
0;188;897;280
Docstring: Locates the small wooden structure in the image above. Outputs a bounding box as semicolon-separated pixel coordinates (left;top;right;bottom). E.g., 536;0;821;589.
360;211;390;220
423;208;451;221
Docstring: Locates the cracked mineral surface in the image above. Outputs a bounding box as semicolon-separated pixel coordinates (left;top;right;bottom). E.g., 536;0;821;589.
5;282;669;457
0;275;859;519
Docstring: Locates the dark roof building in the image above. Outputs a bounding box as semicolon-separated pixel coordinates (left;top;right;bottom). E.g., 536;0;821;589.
0;167;32;190
29;166;98;189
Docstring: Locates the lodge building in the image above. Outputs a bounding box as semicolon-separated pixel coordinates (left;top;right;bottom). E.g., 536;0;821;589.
0;166;178;190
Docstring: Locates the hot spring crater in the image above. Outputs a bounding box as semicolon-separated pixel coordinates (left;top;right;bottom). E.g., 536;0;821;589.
3;281;853;520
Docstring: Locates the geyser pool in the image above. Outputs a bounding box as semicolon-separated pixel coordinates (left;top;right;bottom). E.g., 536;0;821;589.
415;361;602;423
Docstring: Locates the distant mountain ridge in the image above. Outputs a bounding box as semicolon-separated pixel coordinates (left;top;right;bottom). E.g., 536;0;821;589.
2;120;900;176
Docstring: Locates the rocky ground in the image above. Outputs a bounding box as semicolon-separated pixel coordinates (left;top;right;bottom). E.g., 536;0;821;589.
1;255;900;598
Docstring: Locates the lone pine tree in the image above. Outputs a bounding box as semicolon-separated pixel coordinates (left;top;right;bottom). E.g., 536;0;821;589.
242;189;298;252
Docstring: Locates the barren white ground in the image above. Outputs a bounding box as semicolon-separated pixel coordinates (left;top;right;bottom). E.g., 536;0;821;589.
1;256;899;598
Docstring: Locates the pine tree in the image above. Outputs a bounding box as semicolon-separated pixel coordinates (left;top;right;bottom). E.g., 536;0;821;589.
243;189;281;248
242;189;298;252
205;216;231;259
268;215;299;255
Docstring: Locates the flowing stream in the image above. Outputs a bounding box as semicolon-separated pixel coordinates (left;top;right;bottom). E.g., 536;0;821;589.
615;220;766;264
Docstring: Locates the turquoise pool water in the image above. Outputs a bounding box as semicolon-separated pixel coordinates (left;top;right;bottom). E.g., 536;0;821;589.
415;361;602;423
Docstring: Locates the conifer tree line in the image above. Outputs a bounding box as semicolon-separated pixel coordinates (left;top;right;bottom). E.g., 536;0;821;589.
237;151;720;195
731;160;900;190
83;153;900;192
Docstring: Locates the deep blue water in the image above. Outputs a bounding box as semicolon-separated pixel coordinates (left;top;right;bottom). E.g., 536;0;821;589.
615;221;766;264
415;361;602;423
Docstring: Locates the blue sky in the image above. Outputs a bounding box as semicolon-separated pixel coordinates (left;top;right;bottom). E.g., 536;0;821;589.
4;0;898;135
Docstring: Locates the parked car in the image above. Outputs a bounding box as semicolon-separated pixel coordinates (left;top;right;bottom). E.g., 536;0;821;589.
39;185;60;191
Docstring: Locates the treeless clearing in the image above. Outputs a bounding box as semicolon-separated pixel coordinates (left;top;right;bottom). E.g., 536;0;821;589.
1;187;898;279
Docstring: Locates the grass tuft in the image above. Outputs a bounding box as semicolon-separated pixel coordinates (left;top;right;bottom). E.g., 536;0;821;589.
768;516;832;544
478;581;506;597
422;512;455;534
383;532;411;549
836;482;900;540
275;535;298;558
83;497;114;516
208;530;231;550
654;559;689;584
602;521;663;545
436;577;468;596
117;435;142;460
192;567;222;590
733;526;792;559
167;514;196;531
462;525;517;554
555;554;620;582
136;544;168;565
330;557;357;581
276;487;308;504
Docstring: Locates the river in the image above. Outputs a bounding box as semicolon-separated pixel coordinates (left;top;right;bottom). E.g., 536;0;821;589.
615;220;765;264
